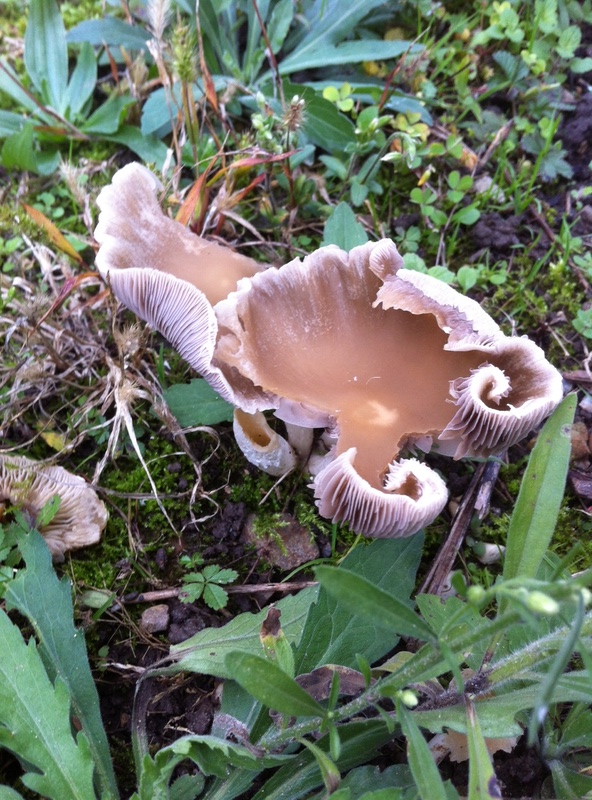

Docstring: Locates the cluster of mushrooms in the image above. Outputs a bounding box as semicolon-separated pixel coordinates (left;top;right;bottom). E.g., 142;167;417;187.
94;163;563;540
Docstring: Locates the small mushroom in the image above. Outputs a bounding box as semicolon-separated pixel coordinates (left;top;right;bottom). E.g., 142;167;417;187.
0;455;107;560
95;166;563;538
233;410;297;477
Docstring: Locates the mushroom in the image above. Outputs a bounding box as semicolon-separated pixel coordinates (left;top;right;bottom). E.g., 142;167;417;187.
0;455;107;560
214;239;563;535
95;166;564;538
233;410;298;477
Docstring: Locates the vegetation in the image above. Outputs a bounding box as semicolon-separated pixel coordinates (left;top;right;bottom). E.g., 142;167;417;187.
1;0;592;798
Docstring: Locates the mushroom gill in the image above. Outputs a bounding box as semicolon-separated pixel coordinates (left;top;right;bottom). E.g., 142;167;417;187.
0;455;107;560
214;239;563;535
94;166;564;539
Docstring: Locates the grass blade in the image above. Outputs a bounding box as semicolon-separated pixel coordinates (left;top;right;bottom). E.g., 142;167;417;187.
502;394;576;585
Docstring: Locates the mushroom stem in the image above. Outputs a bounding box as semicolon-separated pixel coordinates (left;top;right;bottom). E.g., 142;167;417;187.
233;410;298;477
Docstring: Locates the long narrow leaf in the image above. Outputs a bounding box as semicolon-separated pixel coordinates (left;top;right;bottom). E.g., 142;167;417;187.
503;394;576;584
465;698;501;800
315;565;433;642
24;0;68;113
397;701;451;800
225;652;325;718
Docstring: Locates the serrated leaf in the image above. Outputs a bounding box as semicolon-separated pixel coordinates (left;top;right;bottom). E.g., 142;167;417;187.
6;530;119;799
163;379;234;427
203;583;230;611
556;25;581;59
226;652;326;717
322;202;368;249
0;610;97;799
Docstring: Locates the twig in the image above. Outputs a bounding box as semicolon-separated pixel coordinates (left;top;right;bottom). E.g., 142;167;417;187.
419;461;494;596
119;580;317;605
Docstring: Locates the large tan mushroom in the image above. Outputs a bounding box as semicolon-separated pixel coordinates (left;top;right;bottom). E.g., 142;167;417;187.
0;455;107;560
94;165;564;538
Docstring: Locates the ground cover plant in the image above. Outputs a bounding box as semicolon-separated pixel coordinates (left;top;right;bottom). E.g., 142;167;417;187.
1;0;592;797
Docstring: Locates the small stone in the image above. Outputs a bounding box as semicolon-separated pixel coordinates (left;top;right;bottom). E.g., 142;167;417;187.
243;513;319;570
140;604;170;634
570;421;590;461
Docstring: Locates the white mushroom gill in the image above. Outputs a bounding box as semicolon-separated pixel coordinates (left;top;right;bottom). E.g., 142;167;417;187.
0;455;107;560
95;165;564;539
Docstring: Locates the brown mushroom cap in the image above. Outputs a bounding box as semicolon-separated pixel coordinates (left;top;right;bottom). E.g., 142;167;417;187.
0;455;107;560
94;168;563;539
214;238;563;535
95;163;262;305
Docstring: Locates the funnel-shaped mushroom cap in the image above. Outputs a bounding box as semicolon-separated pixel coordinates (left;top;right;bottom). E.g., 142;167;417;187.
0;456;107;560
214;239;563;536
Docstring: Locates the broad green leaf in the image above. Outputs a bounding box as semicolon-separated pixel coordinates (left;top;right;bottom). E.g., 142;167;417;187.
502;394;576;586
281;40;418;74
415;670;592;739
296;536;424;673
81;94;134;135
203;583;230;611
64;42;97;119
398;701;449;800
251;720;393;800
279;81;355;153
556;25;581;59
323;203;369;249
309;765;414;799
267;0;295;54
171;585;318;678
0;788;26;799
315;565;433;642
0;61;43;115
226;652;325;717
66;18;151;50
169;734;292;777
163;379;234;427
6;529;119;800
104;125;170;167
1;122;60;175
452;205;480;225
465;699;501;799
0;610;97;800
24;0;68;113
0;110;25;137
549;758;592;799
